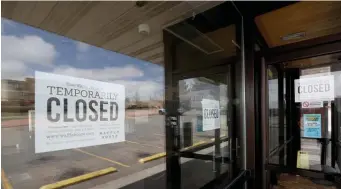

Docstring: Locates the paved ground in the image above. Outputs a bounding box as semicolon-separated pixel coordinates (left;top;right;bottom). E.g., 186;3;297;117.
1;111;226;189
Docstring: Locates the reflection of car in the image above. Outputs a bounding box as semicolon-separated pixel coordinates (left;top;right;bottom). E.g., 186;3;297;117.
158;108;186;115
158;108;166;115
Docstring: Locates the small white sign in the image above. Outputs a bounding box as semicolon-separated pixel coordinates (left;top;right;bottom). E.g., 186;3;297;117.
301;101;323;109
201;99;220;131
295;75;334;102
35;71;125;153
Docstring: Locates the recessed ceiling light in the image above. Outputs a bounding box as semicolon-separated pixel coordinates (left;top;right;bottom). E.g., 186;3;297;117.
281;32;306;41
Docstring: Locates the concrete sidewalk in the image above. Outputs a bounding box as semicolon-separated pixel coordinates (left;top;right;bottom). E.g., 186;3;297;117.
92;142;229;189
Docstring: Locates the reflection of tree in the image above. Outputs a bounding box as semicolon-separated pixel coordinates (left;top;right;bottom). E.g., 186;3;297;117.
133;90;140;104
125;97;130;104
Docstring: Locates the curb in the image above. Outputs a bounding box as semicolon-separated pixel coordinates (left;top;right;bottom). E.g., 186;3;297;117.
39;167;117;189
2;169;13;189
138;141;208;164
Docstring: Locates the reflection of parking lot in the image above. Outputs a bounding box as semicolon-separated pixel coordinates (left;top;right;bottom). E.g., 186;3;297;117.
1;114;219;189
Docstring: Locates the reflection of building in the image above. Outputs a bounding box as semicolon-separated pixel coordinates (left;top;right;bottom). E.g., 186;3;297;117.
1;78;35;102
1;78;35;113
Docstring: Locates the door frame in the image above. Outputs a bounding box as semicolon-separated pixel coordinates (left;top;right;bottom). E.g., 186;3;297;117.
163;10;250;188
164;34;242;188
259;32;341;187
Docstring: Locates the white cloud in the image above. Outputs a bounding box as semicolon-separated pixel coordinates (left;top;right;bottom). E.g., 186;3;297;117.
2;35;57;65
76;42;90;52
52;65;144;81
1;34;57;80
52;65;163;101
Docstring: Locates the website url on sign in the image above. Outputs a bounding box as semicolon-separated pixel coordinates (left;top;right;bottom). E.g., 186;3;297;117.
46;132;95;139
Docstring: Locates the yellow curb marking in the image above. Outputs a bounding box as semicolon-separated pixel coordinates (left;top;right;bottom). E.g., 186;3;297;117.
210;135;227;141
1;169;13;189
139;141;208;164
139;152;166;163
181;141;207;151
40;167;117;189
73;148;130;168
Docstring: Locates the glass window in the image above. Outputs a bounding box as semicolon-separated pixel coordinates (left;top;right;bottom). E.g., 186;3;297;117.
268;65;280;164
1;18;165;189
178;73;232;189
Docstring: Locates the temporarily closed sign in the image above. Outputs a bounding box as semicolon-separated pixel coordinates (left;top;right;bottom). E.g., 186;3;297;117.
295;75;334;102
35;71;125;153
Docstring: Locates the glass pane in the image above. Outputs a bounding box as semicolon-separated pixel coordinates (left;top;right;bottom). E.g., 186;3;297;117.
1;17;166;189
285;52;341;171
166;1;242;188
178;74;231;189
268;66;280;164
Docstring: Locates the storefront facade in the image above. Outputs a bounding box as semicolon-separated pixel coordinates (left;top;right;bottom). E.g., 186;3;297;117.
1;1;341;189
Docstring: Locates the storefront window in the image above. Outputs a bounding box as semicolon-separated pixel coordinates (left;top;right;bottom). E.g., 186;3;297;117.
1;18;166;189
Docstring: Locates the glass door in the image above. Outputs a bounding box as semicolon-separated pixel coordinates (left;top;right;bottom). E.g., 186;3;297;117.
266;53;341;188
175;70;238;189
163;2;244;188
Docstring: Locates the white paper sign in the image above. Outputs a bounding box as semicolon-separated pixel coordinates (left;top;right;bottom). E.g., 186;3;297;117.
295;75;334;102
35;71;125;153
201;99;220;131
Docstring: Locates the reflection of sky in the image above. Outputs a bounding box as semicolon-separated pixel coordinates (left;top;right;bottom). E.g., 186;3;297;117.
1;18;164;100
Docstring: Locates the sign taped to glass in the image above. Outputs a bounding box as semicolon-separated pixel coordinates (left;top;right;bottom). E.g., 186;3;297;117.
303;114;321;138
35;71;125;153
201;99;220;131
295;75;334;102
301;101;323;109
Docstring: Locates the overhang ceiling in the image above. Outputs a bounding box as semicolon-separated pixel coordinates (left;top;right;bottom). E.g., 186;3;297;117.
1;1;223;66
255;1;341;48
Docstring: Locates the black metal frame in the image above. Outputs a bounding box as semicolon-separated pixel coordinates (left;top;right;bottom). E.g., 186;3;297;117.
260;29;341;188
163;31;242;189
163;2;341;189
162;1;256;188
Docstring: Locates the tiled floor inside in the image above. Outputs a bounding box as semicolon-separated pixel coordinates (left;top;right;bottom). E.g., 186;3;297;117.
274;174;337;189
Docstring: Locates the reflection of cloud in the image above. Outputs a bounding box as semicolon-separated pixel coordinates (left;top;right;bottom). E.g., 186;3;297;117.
1;34;57;80
53;65;144;81
2;35;57;65
76;42;90;52
51;65;162;100
115;80;163;101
